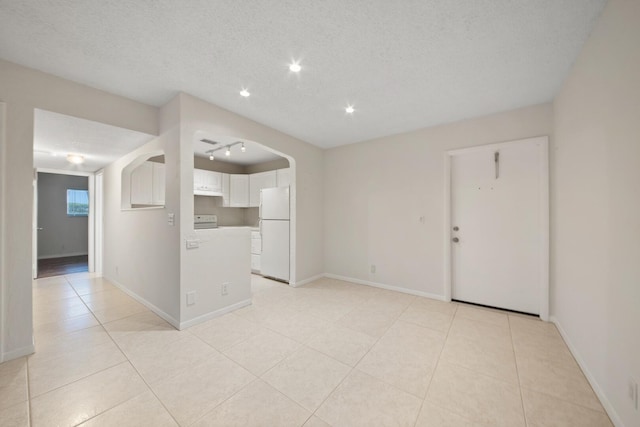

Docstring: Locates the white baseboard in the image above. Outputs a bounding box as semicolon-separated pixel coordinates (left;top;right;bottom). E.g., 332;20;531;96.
2;343;35;362
38;252;88;260
323;273;447;301
550;316;624;427
179;299;252;330
105;275;180;329
290;273;325;287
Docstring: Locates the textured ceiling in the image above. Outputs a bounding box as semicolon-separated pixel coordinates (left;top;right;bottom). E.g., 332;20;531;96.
1;1;606;148
34;109;155;172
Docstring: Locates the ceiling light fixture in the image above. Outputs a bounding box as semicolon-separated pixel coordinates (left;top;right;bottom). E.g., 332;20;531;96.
209;154;214;161
66;154;84;164
289;61;301;73
205;141;245;159
345;105;355;114
240;89;250;97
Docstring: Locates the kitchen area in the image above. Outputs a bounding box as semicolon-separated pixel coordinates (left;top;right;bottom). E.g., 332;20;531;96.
191;138;292;283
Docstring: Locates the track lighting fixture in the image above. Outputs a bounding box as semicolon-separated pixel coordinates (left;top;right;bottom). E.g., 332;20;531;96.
204;140;247;159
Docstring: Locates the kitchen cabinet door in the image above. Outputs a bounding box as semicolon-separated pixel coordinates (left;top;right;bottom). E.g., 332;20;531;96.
249;171;277;207
130;161;153;205
222;173;230;207
230;174;249;207
152;162;165;205
204;170;222;193
276;168;292;187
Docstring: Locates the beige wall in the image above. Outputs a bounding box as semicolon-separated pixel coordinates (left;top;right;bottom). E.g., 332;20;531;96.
0;60;158;361
552;0;640;425
324;104;553;297
102;97;181;323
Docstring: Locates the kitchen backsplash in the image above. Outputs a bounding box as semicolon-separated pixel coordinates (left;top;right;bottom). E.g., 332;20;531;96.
194;196;259;227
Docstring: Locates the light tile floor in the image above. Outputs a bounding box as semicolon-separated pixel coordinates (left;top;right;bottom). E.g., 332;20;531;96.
0;273;612;427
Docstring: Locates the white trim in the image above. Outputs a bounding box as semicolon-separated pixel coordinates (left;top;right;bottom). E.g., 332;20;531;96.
38;252;88;260
0;102;6;360
444;136;550;319
88;174;95;273
538;139;550;321
2;344;35;363
105;276;180;329
94;171;103;274
550;316;624;427
179;299;252;330
289;273;324;287
324;273;447;301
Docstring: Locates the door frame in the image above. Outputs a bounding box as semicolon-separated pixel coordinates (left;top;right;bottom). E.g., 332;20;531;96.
443;136;549;320
33;168;101;277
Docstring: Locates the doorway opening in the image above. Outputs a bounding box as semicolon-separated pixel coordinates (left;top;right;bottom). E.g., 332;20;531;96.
32;170;99;279
192;134;297;284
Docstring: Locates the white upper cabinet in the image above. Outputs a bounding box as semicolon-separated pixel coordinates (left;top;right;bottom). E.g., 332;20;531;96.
230;174;249;207
131;161;165;206
276;168;292;188
221;173;230;207
131;162;153;205
249;171;277;207
193;168;222;195
152;162;165;205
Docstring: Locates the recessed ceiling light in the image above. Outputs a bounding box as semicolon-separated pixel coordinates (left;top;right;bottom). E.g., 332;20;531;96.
209;154;214;161
289;61;301;73
225;147;231;156
345;105;355;114
240;89;250;97
66;154;84;164
241;142;246;152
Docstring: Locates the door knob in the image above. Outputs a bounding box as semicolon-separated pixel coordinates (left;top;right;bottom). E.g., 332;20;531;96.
37;227;43;231
452;237;459;243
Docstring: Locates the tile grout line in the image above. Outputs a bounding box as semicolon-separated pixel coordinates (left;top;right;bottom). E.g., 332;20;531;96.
36;275;176;426
100;320;182;427
508;315;530;427
411;303;459;427
304;296;418;426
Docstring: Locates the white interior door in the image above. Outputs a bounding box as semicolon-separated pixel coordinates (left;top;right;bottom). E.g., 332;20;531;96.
450;137;548;315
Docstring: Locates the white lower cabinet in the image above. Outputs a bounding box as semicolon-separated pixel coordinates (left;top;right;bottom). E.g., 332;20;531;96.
251;230;261;273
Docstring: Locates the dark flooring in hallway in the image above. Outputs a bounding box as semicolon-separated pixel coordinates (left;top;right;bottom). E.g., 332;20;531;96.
37;255;88;278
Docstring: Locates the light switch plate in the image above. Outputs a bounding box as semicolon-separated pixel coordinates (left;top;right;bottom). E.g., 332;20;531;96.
186;239;199;249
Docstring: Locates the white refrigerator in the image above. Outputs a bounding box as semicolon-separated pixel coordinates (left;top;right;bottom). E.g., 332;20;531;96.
260;187;290;282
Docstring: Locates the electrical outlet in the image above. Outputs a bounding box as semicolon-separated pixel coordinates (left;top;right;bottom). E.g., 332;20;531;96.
370;264;376;274
186;291;196;306
221;283;229;296
629;378;638;410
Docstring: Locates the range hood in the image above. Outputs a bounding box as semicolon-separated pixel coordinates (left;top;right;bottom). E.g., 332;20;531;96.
194;189;223;197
